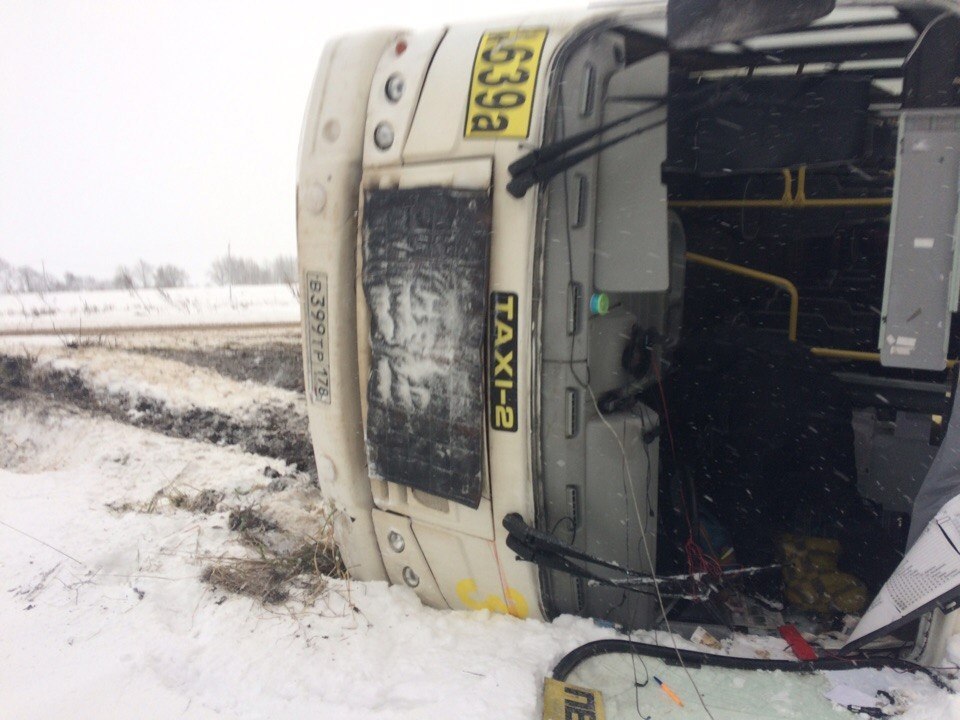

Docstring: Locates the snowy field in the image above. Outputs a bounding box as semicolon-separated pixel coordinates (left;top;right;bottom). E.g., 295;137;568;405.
0;285;300;333
1;331;959;719
0;403;610;719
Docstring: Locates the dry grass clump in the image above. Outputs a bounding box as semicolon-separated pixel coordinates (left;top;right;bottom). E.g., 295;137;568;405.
201;538;343;604
189;488;224;514
107;481;343;608
201;560;291;604
140;486;224;514
228;507;278;533
107;486;224;516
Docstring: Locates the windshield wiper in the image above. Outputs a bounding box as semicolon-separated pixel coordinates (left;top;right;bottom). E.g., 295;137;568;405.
503;513;778;600
506;100;669;199
506;114;668;198
507;83;745;198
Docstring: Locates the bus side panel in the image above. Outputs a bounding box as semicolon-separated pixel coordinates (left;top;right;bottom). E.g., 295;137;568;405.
402;18;579;619
297;32;403;583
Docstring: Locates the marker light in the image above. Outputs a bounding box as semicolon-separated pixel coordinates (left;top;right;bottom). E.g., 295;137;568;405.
385;73;405;103
374;122;394;150
387;530;405;553
402;566;420;588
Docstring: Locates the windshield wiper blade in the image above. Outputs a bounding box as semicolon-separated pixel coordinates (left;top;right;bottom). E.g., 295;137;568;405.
507;83;745;199
503;513;779;598
507;99;666;180
507;116;668;198
504;512;652;576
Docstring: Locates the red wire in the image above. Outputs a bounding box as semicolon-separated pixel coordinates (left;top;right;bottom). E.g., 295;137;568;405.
686;536;723;579
652;360;677;459
654;359;723;584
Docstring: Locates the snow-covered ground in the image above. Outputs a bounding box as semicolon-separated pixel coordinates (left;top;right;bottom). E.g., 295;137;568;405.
0;402;615;719
40;344;301;417
0;285;300;333
1;334;958;719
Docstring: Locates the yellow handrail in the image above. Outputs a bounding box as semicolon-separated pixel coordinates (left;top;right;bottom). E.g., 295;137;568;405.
809;347;883;363
669;166;893;210
685;251;799;341
684;253;958;368
810;346;958;369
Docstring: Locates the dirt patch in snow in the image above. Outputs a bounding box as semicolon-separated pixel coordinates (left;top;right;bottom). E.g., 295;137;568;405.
0;353;316;476
0;355;31;400
130;343;305;392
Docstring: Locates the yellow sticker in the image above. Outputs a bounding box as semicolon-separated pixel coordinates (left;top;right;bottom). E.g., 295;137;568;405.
489;292;518;432
465;28;548;139
542;678;606;720
455;578;529;618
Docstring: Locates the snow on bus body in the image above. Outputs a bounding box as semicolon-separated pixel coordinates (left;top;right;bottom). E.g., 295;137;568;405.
0;284;299;333
567;654;960;720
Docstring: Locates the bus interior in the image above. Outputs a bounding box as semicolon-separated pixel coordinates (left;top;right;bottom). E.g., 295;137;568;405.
533;4;960;651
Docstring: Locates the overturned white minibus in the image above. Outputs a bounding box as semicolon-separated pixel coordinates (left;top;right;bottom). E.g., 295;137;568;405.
297;0;960;669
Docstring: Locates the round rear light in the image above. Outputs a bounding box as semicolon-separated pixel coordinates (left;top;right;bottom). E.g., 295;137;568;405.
402;566;420;588
374;122;395;150
385;73;405;103
387;530;405;553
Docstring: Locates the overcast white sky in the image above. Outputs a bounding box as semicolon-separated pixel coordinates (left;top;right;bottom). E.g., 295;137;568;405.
0;0;578;285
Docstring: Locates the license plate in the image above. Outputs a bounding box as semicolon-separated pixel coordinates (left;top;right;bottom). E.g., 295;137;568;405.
304;271;331;404
465;28;547;139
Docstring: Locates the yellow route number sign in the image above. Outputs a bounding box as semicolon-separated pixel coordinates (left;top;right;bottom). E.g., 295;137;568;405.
465;28;548;139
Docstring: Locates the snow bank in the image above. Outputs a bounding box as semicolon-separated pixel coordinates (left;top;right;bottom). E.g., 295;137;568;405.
40;346;302;418
2;344;957;719
0;405;615;719
0;285;300;332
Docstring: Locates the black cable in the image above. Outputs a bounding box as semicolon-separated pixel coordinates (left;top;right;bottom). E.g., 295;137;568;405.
634;403;656;519
843;703;890;718
631;654;652;720
545;66;719;720
549;515;577;544
624;564;652;720
558;83;591;394
550;639;956;694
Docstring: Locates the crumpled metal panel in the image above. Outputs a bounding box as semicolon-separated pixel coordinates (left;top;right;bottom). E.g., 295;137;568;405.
362;186;491;508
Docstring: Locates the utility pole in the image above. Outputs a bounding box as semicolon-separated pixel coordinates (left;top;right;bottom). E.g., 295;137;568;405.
228;242;233;305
